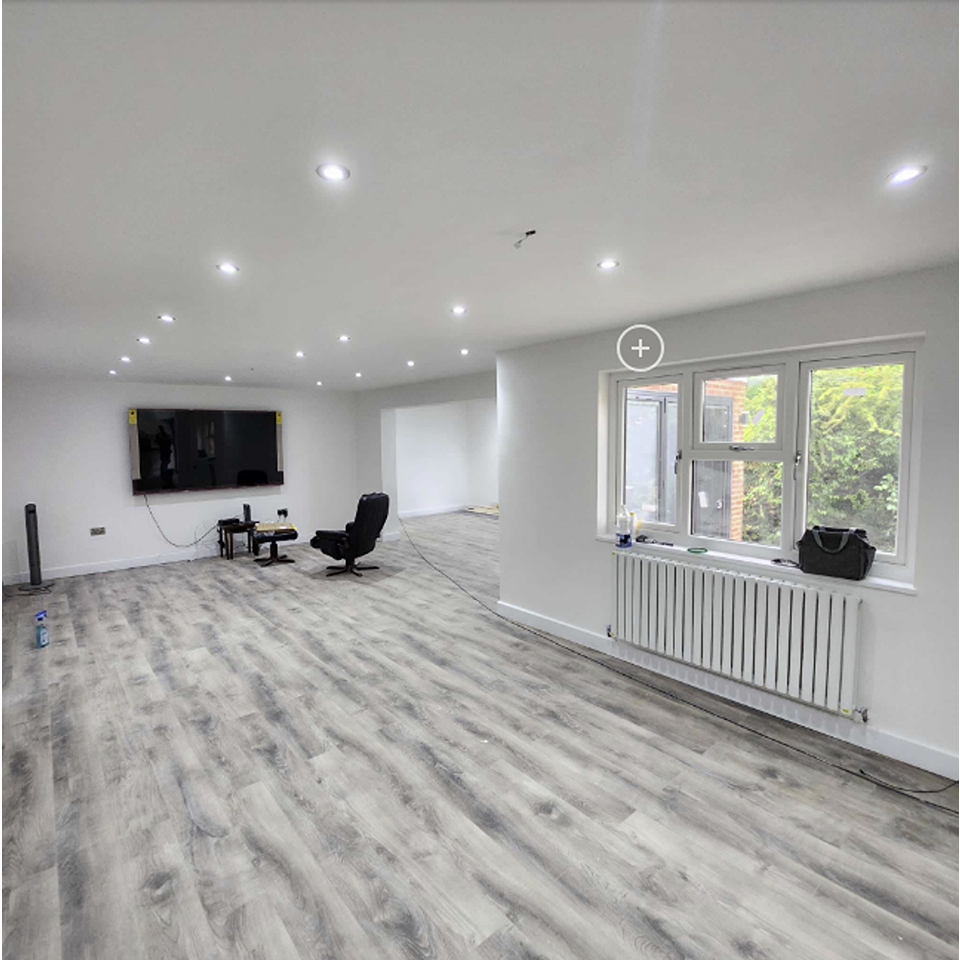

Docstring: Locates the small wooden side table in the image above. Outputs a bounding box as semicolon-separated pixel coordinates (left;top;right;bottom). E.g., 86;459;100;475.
218;520;256;560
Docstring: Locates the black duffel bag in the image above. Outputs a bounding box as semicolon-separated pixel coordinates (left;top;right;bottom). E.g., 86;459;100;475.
797;526;876;580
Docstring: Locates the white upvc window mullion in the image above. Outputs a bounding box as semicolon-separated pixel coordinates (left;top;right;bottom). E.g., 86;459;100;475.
778;357;802;556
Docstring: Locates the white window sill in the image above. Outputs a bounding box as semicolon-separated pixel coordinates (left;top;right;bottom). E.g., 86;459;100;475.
596;534;916;596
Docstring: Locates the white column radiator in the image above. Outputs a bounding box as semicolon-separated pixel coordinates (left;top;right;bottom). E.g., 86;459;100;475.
610;552;861;716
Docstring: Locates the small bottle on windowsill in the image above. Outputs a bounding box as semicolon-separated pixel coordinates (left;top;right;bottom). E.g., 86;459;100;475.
616;505;632;548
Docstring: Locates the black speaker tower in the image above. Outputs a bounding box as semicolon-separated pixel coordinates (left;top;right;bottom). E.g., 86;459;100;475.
21;503;45;590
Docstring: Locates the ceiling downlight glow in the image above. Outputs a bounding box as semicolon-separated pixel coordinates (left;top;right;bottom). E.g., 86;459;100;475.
109;369;117;376
355;372;362;378
598;259;619;270
216;262;239;275
460;348;469;356
887;165;927;185
224;376;232;382
407;360;415;367
317;163;350;182
451;305;467;316
120;356;131;363
316;381;323;386
158;314;175;323
338;335;350;342
137;337;150;345
295;351;305;358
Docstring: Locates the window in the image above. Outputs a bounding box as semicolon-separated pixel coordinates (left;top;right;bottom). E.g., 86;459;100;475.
691;460;782;545
800;359;907;557
697;370;780;446
618;380;680;528
611;344;915;568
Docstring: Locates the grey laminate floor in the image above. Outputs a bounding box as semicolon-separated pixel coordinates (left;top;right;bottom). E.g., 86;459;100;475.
3;512;958;960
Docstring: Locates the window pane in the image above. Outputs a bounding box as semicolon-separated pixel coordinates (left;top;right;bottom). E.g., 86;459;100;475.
623;383;678;524
805;363;903;554
692;460;782;545
701;372;778;443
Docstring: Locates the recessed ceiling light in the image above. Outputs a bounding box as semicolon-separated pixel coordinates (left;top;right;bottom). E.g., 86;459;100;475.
109;369;117;376
216;262;239;274
224;376;232;382
121;356;131;363
451;305;467;316
317;163;350;182
598;259;619;270
407;360;415;367
887;165;927;185
355;372;362;378
460;348;469;356
316;380;323;386
295;350;304;358
137;336;150;345
338;335;350;342
158;314;175;323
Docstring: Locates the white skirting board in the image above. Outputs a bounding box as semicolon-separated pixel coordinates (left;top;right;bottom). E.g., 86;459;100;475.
3;542;221;584
397;504;469;519
497;599;959;780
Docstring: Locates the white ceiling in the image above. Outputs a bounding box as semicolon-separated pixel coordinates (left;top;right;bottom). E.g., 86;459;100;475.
3;0;956;390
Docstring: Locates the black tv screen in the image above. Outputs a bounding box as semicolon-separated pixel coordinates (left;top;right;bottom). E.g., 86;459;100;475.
131;409;283;493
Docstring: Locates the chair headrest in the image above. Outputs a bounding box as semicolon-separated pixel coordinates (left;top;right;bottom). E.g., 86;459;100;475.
350;492;390;546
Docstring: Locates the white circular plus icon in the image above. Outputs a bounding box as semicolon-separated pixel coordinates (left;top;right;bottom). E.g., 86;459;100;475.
616;323;665;372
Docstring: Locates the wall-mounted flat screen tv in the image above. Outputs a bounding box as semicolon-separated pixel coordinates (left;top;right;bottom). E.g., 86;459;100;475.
130;409;283;493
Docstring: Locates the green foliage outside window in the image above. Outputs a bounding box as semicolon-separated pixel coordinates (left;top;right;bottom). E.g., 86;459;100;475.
806;364;903;553
738;365;903;551
741;376;781;544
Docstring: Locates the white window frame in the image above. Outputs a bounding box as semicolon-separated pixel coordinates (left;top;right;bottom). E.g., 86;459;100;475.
795;350;915;567
605;338;917;574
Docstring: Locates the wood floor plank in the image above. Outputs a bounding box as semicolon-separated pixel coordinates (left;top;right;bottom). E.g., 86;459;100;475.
634;772;957;960
309;747;511;947
616;805;897;960
3;720;57;889
235;780;385;960
219;895;304;960
120;816;222;960
2;866;60;960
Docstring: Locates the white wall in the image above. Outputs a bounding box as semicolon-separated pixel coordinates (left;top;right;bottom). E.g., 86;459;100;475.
497;264;959;776
466;397;499;506
396;402;470;517
355;371;496;536
393;396;500;517
2;378;359;581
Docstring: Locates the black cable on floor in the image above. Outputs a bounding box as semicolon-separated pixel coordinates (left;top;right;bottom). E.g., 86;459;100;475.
856;770;959;794
396;516;959;816
143;494;219;549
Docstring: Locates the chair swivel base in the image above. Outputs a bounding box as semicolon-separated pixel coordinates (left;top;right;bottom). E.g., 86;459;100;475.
255;542;295;567
326;559;379;577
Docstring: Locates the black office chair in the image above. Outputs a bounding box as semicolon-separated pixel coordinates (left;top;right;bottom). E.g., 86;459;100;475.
311;493;389;577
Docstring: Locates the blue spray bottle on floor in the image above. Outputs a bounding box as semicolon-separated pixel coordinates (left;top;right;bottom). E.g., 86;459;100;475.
35;610;49;648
